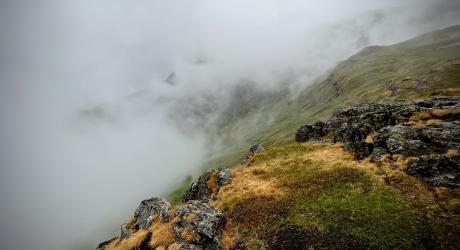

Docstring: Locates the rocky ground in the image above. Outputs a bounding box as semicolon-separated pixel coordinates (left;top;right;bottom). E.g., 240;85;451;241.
296;96;460;187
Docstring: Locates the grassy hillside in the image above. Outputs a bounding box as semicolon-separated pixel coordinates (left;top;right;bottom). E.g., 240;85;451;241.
237;24;460;147
168;25;460;202
105;25;460;250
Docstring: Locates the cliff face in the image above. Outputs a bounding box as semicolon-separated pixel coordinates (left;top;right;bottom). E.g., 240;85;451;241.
98;26;460;250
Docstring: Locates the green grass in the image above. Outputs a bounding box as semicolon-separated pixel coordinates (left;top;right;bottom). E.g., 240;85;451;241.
219;144;460;249
166;175;193;204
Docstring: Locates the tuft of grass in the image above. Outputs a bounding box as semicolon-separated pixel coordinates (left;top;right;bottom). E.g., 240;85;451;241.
208;171;218;193
105;230;149;250
180;228;195;243
149;219;176;248
168;243;182;250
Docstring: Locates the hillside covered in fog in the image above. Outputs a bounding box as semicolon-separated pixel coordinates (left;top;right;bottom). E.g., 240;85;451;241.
1;1;460;250
99;25;460;250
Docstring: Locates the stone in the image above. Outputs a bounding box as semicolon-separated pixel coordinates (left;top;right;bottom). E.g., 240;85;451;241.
295;96;460;159
295;121;326;142
406;155;460;187
174;200;225;249
134;197;171;229
183;168;232;203
371;122;460;159
241;144;265;164
121;223;135;239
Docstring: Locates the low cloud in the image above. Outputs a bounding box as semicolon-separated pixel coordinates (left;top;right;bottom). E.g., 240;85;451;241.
1;0;459;249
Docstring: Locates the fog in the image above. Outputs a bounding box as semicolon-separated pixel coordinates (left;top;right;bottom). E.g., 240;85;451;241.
1;0;459;249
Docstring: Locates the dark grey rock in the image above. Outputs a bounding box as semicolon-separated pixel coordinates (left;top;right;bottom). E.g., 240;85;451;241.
295;96;460;187
406;155;460;187
371;122;460;159
295;121;326;142
134;197;171;229
174;200;225;250
183;168;232;203
180;243;203;250
121;223;135;239
295;96;460;159
241;144;265;164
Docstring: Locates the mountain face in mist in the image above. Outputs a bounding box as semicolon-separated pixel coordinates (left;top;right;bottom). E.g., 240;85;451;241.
97;25;460;250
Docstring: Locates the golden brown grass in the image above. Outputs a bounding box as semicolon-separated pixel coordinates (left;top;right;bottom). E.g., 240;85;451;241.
149;219;176;248
184;213;197;222
364;132;378;143
180;228;195;242
125;217;137;229
105;230;149;250
211;164;284;211
409;108;460;122
220;222;241;250
208;171;218;194
447;149;460;157
167;243;182;250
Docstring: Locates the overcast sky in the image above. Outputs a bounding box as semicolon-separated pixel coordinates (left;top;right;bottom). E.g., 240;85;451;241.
1;1;460;249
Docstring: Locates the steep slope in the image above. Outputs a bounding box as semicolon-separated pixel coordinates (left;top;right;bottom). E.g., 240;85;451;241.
99;26;460;249
198;24;460;176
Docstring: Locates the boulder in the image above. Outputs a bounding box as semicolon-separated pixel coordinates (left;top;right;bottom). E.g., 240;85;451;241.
174;200;225;249
241;144;265;164
183;168;232;203
134;197;171;229
371;122;460;160
405;155;460;187
295;121;326;142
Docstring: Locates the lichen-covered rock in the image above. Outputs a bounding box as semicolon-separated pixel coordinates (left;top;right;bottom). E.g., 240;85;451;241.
174;200;225;249
406;155;460;187
121;223;135;239
295;96;460;186
134;197;171;229
183;168;232;203
296;96;460;159
179;243;203;250
241;144;265;164
371;122;460;159
295;121;326;142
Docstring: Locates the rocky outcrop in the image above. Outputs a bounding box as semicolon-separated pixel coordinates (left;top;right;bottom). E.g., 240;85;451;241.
296;96;460;187
134;198;171;229
183;168;232;202
241;144;265;164
406;155;459;187
174;200;225;249
295;121;326;142
97;198;225;250
371;122;460;160
97;166;232;249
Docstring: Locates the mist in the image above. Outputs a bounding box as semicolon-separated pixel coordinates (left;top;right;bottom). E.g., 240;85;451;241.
1;0;460;249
